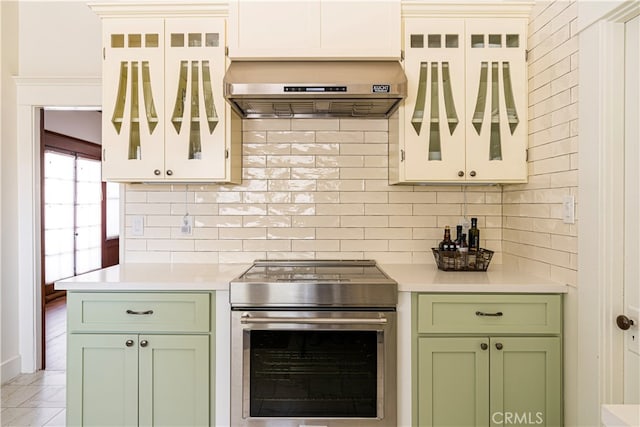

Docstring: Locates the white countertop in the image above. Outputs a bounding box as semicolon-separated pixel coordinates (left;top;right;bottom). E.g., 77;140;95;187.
56;262;567;293
602;404;640;427
381;264;568;293
55;263;250;291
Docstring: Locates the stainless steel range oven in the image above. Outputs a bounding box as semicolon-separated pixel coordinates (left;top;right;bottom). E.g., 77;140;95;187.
230;260;397;427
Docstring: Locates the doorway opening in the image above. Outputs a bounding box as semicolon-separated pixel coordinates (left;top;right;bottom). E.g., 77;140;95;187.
40;108;120;370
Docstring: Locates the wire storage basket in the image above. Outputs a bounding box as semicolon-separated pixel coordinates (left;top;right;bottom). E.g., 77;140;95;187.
431;248;494;271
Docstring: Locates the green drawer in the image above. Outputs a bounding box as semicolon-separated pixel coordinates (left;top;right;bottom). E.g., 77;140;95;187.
417;294;561;335
68;292;211;333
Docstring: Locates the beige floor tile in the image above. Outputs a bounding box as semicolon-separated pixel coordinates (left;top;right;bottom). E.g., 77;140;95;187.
2;373;45;387
0;407;63;427
0;387;42;408
42;409;65;427
19;387;65;409
28;373;64;388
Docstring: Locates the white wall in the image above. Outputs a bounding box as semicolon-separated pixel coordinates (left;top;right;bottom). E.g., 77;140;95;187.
18;2;101;77
1;0;21;383
2;1;102;381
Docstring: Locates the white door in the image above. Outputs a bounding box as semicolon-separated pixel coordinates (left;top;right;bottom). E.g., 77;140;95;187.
623;13;640;404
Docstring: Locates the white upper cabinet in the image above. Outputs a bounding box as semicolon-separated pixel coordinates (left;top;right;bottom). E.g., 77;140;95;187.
101;18;166;181
94;3;241;183
401;18;467;182
391;3;530;184
228;0;401;59
465;18;527;183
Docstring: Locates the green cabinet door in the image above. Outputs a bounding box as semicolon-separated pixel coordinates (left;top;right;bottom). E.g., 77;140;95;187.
489;337;562;427
67;334;139;427
418;337;490;427
138;334;210;426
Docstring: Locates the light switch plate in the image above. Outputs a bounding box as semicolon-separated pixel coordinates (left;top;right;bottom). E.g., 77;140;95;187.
131;216;144;236
562;195;575;224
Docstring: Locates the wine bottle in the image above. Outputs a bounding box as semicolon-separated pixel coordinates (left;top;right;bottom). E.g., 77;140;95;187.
455;225;463;249
468;218;480;252
439;226;454;251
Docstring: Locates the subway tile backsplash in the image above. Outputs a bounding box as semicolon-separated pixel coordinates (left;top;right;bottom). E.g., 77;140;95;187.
123;118;502;265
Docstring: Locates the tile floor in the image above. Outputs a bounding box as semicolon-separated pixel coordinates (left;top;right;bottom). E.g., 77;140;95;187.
1;371;66;426
1;297;66;426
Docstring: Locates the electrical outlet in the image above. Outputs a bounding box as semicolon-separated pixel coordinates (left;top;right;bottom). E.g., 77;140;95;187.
562;195;575;224
131;216;144;236
181;215;193;235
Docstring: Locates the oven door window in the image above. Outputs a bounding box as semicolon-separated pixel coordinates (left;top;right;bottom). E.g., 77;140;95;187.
249;330;379;418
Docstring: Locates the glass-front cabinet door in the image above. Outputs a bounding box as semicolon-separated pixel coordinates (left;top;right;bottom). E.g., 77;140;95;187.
465;19;527;183
403;19;466;182
102;19;165;181
164;18;228;181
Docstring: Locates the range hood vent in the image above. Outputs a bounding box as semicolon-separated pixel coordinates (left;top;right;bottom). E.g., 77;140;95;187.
224;61;407;119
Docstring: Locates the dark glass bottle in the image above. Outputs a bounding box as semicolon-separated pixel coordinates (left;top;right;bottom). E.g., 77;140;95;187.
455;225;463;249
439;226;454;251
468;217;480;252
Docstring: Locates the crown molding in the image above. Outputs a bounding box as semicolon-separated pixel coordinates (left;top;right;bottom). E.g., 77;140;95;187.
401;1;534;19
88;2;229;18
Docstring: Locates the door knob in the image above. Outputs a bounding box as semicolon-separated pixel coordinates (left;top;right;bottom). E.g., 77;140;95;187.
154;169;161;176
480;343;488;350
166;170;173;176
616;315;635;330
470;170;477;177
495;342;503;350
458;171;464;177
140;340;149;348
125;339;134;347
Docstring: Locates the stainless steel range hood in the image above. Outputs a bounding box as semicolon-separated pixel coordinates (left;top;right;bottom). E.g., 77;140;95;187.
223;61;407;119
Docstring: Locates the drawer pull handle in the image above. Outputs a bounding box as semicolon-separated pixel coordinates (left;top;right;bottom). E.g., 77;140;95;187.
476;311;503;317
126;309;154;315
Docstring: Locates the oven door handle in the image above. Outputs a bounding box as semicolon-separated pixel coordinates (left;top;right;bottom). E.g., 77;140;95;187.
240;314;388;325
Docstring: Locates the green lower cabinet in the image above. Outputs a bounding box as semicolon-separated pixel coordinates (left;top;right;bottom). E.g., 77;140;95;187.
489;337;562;427
138;335;210;426
418;337;490;427
417;336;562;427
68;333;210;427
66;291;215;427
67;334;139;426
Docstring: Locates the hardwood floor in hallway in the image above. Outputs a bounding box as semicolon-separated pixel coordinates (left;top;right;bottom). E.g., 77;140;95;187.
45;297;66;372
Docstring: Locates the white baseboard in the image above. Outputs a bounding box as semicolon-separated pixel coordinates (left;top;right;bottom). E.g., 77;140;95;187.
1;355;22;385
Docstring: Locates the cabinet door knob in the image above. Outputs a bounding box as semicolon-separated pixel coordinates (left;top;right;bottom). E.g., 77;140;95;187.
166;170;173;176
616;315;635;330
470;170;477;177
154;169;161;176
458;171;464;177
125;339;134;347
140;340;149;348
480;343;488;350
495;342;503;350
